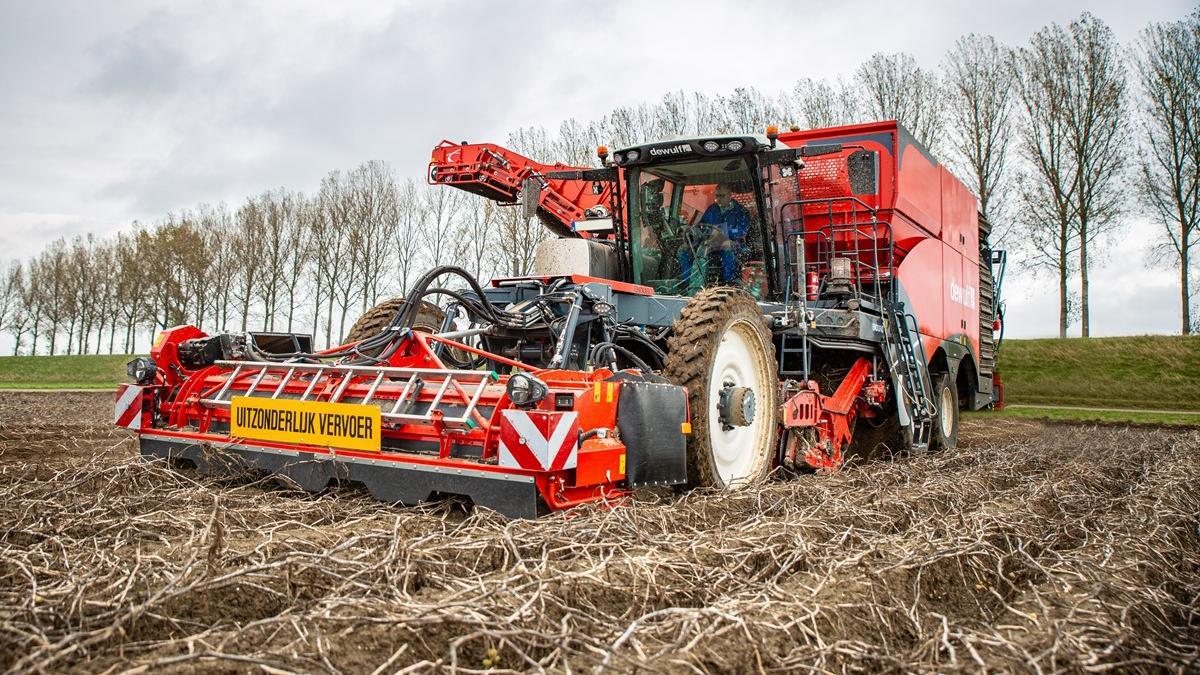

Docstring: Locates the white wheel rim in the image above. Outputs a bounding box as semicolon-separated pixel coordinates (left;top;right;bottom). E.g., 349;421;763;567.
708;318;770;486
940;385;954;438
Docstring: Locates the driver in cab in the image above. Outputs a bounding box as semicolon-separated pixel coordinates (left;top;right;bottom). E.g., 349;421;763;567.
679;184;751;284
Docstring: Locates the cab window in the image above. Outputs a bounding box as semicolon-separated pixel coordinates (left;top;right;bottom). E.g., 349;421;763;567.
627;159;764;297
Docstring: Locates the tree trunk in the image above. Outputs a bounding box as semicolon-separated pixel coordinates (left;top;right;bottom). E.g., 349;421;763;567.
337;301;349;345
1058;233;1068;339
1183;243;1191;336
324;292;335;348
1079;233;1089;338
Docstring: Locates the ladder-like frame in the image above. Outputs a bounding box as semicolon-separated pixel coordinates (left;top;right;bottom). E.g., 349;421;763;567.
199;361;499;430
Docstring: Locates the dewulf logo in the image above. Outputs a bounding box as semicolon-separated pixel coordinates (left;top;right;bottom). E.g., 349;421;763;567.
649;143;691;157
950;278;976;310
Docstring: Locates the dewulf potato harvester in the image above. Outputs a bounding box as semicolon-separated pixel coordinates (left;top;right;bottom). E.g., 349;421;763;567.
117;121;1005;517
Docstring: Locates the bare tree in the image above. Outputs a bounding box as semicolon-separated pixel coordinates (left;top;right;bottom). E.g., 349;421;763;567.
1012;23;1080;338
604;104;660;145
394;179;424;295
230;199;266;333
251;190;292;331
790;78;862;130
278;194;312;333
1062;13;1127;337
720;87;786;135
112;231;147;353
315;169;363;344
196;203;235;332
142;221;194;334
418;181;464;271
656;90;694;137
89;240;119;354
493;199;548;276
301;193;332;345
66;235;100;354
456;196;499;281
0;261;21;353
348;161;399;312
554;118;601;167
19;259;44;355
944;34;1016;242
31;239;73;355
857;52;947;154
1135;10;1200;334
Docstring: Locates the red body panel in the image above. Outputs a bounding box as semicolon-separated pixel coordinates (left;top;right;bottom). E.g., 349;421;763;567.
777;121;982;368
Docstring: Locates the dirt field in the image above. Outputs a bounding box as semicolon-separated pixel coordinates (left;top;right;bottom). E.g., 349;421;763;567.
1;392;1197;673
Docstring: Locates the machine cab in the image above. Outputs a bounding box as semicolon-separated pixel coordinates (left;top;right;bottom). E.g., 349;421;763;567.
612;135;775;298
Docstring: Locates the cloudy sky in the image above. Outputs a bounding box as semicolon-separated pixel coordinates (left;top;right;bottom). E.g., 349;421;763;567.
0;0;1193;339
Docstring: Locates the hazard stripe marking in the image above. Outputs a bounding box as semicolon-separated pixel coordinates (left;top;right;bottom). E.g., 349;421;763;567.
114;385;144;430
498;410;579;472
114;385;139;424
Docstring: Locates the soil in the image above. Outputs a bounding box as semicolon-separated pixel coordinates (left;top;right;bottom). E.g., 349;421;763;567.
1;391;1197;673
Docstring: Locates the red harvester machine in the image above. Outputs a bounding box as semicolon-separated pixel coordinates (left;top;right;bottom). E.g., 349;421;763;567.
117;121;1005;517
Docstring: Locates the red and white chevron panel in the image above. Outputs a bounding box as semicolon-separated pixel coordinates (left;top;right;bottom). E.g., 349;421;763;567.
114;384;147;430
498;410;579;472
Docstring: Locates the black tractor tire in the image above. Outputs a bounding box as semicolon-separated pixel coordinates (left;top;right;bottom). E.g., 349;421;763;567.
929;372;959;452
664;287;779;489
344;298;445;344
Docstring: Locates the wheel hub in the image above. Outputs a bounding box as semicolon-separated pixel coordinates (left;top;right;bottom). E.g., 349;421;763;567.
718;384;756;430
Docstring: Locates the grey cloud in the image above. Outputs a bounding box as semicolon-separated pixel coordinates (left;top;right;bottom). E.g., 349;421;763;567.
84;12;193;100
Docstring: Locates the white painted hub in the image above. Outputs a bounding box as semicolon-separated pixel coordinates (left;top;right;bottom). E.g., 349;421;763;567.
940;385;955;438
707;318;771;486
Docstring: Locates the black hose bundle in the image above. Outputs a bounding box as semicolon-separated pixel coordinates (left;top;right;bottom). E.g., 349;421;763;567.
242;265;668;374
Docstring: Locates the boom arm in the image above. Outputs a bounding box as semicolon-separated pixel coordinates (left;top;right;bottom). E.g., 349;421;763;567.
428;140;612;237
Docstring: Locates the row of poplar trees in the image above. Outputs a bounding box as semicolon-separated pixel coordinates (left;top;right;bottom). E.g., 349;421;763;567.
1;10;1198;355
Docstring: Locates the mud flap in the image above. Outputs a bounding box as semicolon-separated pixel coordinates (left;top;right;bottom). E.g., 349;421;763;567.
139;435;547;519
616;380;688;488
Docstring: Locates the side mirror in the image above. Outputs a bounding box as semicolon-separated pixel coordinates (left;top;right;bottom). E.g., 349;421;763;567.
521;177;541;221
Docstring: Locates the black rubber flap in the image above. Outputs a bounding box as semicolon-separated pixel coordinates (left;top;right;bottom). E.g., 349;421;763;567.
616;380;688;487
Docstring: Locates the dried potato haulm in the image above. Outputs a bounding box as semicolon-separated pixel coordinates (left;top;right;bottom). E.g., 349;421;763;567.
1;392;1197;672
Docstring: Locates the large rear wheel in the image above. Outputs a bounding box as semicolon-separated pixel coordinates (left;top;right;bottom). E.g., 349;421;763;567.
664;288;778;489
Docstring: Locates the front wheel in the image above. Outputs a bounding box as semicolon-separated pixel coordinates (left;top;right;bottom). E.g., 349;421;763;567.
929;373;959;452
664;288;779;489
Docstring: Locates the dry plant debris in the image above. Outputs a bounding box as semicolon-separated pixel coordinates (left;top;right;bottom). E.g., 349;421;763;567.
0;393;1197;673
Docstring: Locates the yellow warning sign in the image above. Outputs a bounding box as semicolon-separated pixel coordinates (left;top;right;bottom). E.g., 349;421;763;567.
230;396;381;452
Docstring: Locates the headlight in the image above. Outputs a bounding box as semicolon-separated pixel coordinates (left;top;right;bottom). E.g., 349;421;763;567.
702;140;720;152
506;373;549;408
726;139;745;152
126;357;158;385
624;149;640;162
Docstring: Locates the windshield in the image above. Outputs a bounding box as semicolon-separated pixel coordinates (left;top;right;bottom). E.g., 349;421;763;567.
627;157;765;297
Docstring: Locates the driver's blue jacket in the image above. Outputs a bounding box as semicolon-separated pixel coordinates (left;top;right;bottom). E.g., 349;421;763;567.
698;200;752;243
